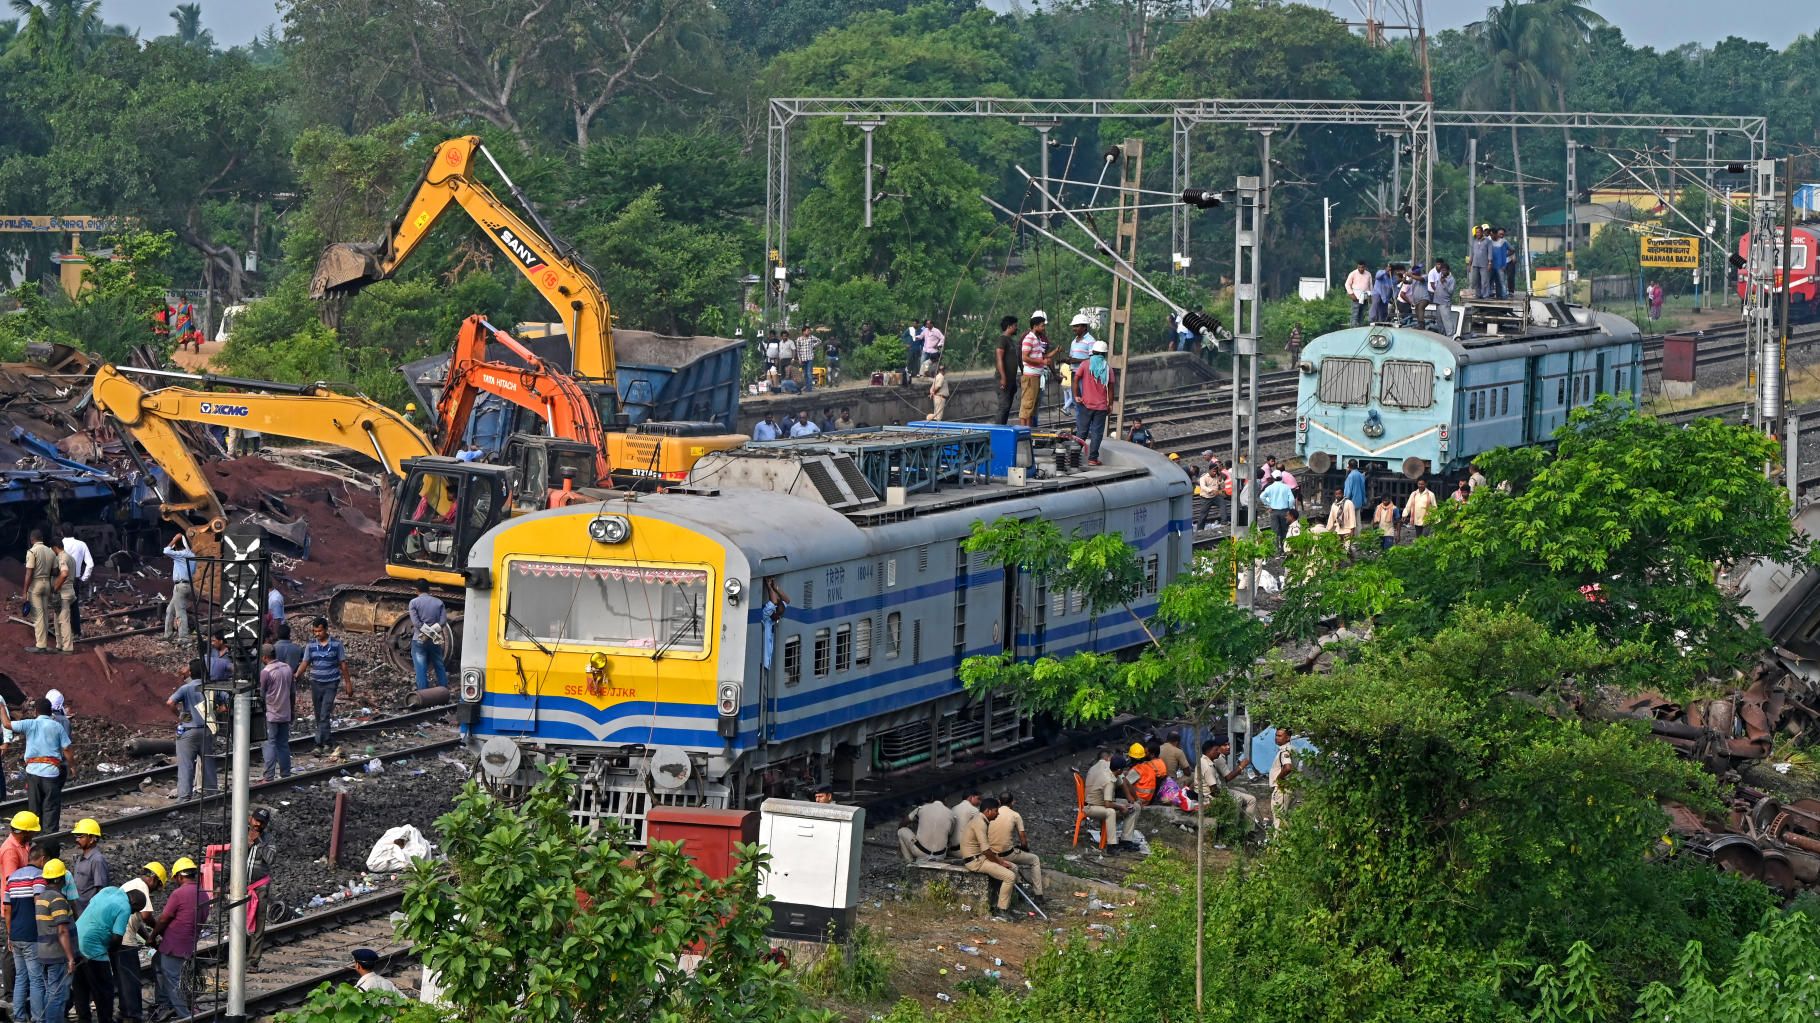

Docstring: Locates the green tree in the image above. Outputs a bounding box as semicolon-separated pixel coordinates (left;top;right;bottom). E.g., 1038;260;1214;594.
577;187;746;334
280;764;831;1023
0;229;178;362
1373;402;1806;689
168;2;213;50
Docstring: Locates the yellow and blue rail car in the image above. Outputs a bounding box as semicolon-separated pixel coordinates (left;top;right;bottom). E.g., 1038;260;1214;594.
457;427;1191;839
1295;297;1643;491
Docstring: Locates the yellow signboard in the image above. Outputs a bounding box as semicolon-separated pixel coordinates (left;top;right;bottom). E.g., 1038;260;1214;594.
1640;236;1700;269
0;215;128;233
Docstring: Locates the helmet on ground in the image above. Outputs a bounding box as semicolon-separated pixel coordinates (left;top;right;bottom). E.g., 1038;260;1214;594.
1071;313;1093;327
171;857;198;876
72;819;101;838
143;862;169;885
1128;742;1147;759
42;859;67;880
9;811;40;832
1091;340;1109;354
1167;453;1180;461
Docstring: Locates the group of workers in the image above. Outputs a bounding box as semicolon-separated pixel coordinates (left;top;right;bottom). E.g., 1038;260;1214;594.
0;808;238;1023
892;728;1303;920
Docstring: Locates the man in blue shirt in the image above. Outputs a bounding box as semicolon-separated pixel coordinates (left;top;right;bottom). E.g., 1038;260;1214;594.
206;631;233;682
1259;472;1299;552
406;579;448;692
161;534;194;643
167;661;217;800
304;617;355;746
272;622;304;676
73;885;142;1023
1489;228;1511;299
1343;461;1367;515
0;699;75;832
752;413;782;442
265;584;285;640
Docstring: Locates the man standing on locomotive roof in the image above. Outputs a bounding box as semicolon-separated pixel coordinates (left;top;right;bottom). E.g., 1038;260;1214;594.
1018;311;1050;427
993;315;1021;425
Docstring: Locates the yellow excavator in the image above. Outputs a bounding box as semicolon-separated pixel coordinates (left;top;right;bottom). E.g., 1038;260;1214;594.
308;135;743;483
89;363;529;666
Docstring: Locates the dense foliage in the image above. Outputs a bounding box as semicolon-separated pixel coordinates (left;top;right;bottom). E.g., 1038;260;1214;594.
5;0;1815;394
943;406;1811;1023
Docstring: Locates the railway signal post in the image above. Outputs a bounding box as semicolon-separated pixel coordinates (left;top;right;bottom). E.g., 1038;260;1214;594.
212;521;270;1023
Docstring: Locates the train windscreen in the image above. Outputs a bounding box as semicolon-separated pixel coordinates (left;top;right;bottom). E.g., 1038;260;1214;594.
503;559;710;653
1317;357;1372;405
1380;360;1435;409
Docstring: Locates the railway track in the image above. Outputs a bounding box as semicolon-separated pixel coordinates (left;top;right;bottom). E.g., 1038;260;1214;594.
0;704;456;822
184;888;414;1021
36;728;463;846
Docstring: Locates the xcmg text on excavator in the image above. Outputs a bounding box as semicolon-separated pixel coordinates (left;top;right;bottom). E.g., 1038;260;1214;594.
87;363;615;668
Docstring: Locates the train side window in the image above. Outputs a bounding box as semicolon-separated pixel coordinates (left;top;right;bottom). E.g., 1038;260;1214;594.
1144;555;1160;595
801;580;812;608
834;624;852;672
813;629;831;677
1614;369;1623;395
1071;588;1086;613
886;559;897;588
856;616;873;666
1502;387;1510;416
886;612;902;659
1049;585;1067;619
912;620;922;665
1557;378;1565;405
783;637;802;687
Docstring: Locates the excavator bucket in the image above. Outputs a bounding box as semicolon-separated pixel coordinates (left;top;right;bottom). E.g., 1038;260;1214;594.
309;242;386;300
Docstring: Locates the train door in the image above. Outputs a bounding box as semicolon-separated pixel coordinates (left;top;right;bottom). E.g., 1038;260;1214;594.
757;557;788;744
1523;358;1541;445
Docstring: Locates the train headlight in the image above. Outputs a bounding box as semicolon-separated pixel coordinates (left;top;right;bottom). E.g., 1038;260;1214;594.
725;578;744;605
1441;367;1453;379
587;515;631;544
717;682;740;739
460;668;482;703
1298;360;1314;374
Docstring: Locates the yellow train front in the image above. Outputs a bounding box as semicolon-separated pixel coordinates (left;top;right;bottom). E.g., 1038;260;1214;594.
454;427;1192;842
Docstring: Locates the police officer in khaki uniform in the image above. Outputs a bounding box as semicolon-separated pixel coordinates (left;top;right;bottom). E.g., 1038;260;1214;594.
959;797;1018;921
986;793;1043;902
23;530;61;653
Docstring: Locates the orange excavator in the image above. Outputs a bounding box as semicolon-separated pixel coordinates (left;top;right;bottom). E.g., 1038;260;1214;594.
311;136;744;487
437;314;608;507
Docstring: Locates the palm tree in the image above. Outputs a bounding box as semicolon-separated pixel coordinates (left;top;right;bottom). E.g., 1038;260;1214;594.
7;0;106;68
169;2;212;50
1463;1;1604;233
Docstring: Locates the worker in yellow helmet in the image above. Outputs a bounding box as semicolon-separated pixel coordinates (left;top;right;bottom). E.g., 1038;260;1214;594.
36;858;78;1022
0;812;39;892
69;818;107;913
114;861;166;1021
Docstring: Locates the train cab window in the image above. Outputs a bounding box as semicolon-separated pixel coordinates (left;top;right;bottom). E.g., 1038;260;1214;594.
1316;357;1372;406
783;637;802;687
813;629;831;677
502;560;708;654
835;624;852;672
1380;360;1435;409
885;612;902;659
856;616;873;666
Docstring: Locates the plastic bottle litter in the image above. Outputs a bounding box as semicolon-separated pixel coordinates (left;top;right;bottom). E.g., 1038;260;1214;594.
365;758;385;774
936;993;952;1003
957;944;979;956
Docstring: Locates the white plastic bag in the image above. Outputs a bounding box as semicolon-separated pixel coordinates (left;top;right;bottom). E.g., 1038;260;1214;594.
366;824;432;872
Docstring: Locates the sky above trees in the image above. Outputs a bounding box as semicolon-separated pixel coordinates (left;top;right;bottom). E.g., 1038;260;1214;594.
95;0;1818;52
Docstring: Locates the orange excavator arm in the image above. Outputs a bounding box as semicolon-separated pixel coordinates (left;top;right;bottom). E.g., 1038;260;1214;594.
309;136;618;393
435;316;610;480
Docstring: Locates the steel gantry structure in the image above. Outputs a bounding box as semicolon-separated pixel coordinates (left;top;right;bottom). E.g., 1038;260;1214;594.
764;97;1770;325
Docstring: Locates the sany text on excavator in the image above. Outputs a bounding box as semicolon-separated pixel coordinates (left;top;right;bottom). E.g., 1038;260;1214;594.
308;135;743;481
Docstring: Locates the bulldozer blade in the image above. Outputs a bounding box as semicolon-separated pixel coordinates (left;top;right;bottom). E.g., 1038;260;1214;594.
309;242;385;300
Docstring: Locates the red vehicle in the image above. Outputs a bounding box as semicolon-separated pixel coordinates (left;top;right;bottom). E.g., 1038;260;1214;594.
1736;226;1818;318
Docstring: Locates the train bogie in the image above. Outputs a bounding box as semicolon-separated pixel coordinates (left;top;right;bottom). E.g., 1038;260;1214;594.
458;428;1191;841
